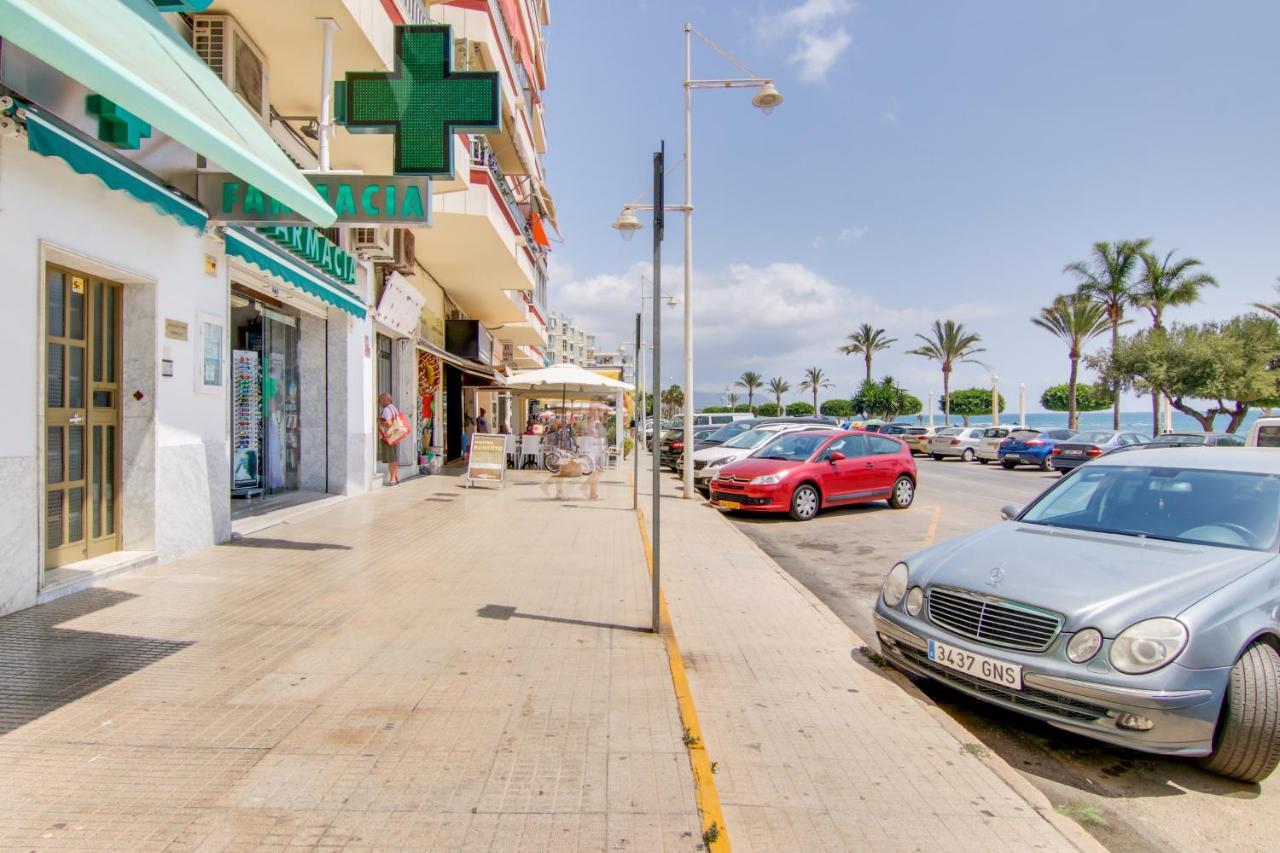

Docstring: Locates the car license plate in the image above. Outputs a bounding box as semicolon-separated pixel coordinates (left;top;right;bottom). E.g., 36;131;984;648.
928;639;1022;689
717;499;741;510
1005;453;1020;461
1063;449;1083;456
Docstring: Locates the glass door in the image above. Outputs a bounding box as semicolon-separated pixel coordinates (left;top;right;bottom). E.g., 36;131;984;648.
261;307;299;494
46;267;120;569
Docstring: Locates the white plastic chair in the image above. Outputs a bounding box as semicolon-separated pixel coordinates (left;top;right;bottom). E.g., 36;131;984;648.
519;435;541;469
504;434;519;468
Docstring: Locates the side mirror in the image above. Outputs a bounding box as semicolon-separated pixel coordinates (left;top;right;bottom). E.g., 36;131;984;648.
828;451;846;463
1000;504;1021;521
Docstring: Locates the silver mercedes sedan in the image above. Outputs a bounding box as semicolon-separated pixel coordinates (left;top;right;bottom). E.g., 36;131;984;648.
874;448;1280;782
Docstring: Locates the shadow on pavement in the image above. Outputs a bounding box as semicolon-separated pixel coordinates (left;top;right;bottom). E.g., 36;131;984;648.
477;603;648;634
0;588;192;736
225;538;352;551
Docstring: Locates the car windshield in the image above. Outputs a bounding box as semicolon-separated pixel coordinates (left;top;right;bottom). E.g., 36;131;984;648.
1019;465;1280;550
1070;431;1118;444
706;422;752;442
722;429;776;450
752;433;829;461
936;428;961;437
982;428;1008;438
1153;433;1205;445
1009;430;1040;441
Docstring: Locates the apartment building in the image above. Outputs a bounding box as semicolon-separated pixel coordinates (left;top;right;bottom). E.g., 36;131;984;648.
547;312;596;367
0;0;555;615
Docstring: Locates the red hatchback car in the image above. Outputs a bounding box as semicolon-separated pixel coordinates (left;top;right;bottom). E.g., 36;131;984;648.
709;430;917;521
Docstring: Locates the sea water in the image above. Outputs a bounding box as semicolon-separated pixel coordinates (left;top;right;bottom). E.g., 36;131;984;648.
928;409;1264;435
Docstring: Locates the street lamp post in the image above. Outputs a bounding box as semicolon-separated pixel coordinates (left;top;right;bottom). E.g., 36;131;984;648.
614;25;782;500
991;373;1000;427
1019;383;1027;428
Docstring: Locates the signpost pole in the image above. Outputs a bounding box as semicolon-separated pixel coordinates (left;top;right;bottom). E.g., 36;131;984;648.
634;311;641;510
651;144;665;635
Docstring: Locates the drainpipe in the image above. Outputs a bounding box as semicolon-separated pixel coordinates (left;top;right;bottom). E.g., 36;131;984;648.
317;18;339;172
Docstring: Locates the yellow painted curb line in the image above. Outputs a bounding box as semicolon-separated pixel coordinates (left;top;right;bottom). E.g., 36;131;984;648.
923;504;942;546
634;501;731;852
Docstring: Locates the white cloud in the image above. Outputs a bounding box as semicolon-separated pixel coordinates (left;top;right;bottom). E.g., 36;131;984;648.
758;0;856;83
883;111;899;124
810;235;826;249
837;225;867;243
549;257;1003;401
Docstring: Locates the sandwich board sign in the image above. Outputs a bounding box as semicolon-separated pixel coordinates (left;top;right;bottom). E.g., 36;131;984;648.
466;433;507;488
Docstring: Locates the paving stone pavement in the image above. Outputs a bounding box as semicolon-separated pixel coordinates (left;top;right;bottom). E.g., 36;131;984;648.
645;468;1090;853
0;468;702;851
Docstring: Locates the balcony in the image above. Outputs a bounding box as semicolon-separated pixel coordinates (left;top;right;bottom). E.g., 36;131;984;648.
492;291;548;348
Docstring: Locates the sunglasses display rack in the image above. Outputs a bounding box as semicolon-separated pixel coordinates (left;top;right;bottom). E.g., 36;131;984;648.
230;349;263;497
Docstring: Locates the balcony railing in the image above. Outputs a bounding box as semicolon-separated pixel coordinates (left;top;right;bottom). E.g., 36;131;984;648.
393;0;432;26
470;137;540;256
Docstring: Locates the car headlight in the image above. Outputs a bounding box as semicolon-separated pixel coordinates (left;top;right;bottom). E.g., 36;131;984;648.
1109;618;1188;674
905;586;924;616
1066;628;1103;663
882;563;909;608
750;473;785;485
706;456;729;468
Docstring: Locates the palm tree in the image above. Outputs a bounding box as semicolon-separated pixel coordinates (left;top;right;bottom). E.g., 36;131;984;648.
1031;295;1111;431
735;371;763;414
907;320;986;424
798;367;833;411
1134;250;1218;435
840;323;897;383
1251;278;1280;320
1064;239;1149;428
768;377;790;414
726;391;741;411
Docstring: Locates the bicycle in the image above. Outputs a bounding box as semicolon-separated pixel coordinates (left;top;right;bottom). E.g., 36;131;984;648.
543;445;596;475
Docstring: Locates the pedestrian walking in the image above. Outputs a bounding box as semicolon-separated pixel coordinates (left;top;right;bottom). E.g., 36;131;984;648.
377;392;404;485
476;407;490;433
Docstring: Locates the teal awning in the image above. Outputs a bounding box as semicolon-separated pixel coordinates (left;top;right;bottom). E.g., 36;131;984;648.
0;0;336;227
24;104;208;231
225;228;367;319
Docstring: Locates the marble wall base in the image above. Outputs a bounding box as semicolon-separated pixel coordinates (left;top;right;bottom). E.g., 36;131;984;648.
155;442;225;559
0;456;39;616
299;314;328;492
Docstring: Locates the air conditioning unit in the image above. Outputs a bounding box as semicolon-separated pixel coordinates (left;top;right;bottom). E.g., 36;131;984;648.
391;228;416;273
192;15;270;124
350;227;395;261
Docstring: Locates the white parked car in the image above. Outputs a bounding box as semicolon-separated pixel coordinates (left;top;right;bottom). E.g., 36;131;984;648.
1247;417;1280;448
927;426;986;461
976;426;1017;464
692;422;839;494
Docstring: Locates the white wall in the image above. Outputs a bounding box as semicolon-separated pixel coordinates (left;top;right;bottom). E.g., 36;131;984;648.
0;137;229;613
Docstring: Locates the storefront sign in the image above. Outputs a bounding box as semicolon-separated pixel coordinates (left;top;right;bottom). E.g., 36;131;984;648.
376;272;428;338
419;311;445;349
466;433;507;487
257;226;356;285
335;25;500;176
197;172;430;225
164;319;188;340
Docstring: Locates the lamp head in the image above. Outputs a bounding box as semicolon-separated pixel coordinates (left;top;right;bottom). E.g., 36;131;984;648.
752;82;784;114
612;207;643;241
664;296;679;307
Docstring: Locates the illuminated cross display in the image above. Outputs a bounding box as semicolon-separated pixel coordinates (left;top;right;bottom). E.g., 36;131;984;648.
336;25;500;177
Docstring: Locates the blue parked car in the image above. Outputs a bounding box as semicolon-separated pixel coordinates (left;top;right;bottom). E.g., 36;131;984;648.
998;428;1075;471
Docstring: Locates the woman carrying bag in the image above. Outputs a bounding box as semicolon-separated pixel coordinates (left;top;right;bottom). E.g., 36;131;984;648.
378;392;409;485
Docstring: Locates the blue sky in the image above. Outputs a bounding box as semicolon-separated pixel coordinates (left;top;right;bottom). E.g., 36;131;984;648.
543;0;1280;409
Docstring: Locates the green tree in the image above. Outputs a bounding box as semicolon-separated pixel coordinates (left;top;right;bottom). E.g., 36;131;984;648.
1251;278;1280;321
1134;249;1218;436
798;367;834;412
735;371;763;414
1094;315;1280;432
1031;294;1112;431
939;388;1006;426
853;376;919;421
907;320;986;422
785;401;816;416
755;403;780;417
840;324;897;383
660;385;684;420
1040;383;1114;413
820;398;855;418
726;391;741;410
768;377;790;414
1064;239;1149;428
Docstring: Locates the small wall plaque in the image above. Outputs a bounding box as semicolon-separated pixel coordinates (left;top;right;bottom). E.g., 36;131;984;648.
161;359;175;377
165;319;189;341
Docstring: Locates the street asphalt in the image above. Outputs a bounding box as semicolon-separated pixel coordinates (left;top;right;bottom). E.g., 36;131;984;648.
723;454;1280;853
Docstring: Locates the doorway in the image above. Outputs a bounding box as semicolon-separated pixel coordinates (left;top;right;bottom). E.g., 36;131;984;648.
230;291;301;497
445;364;462;460
45;266;121;569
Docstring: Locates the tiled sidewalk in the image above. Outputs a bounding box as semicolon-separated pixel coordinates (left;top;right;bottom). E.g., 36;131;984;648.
646;469;1092;853
0;468;701;851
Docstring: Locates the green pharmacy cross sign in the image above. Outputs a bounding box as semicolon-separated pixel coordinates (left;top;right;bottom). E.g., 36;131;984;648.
336;25;500;177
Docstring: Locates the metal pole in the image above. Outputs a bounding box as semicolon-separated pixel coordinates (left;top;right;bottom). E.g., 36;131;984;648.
992;375;1000;426
1019;383;1027;428
317;18;339;172
633;311;641;509
928;391;935;428
681;22;695;500
651;144;665;634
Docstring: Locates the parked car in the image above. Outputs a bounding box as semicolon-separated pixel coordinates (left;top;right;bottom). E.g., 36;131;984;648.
998;428;1075;470
976;426;1017;464
691;412;754;428
691;422;840;495
1051;430;1149;473
709;430;917;521
900;426;936;456
661;427;715;470
1247;417;1280;448
927;426;986;462
874;448;1280;782
1146;431;1246;448
691;416;838;452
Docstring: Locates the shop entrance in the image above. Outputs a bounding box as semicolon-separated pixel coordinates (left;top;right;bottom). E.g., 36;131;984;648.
45;266;121;569
445;363;463;460
230;289;301;498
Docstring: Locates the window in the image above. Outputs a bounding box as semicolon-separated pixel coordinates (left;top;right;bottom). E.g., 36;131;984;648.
196;314;224;392
821;435;868;460
868;435;902;455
